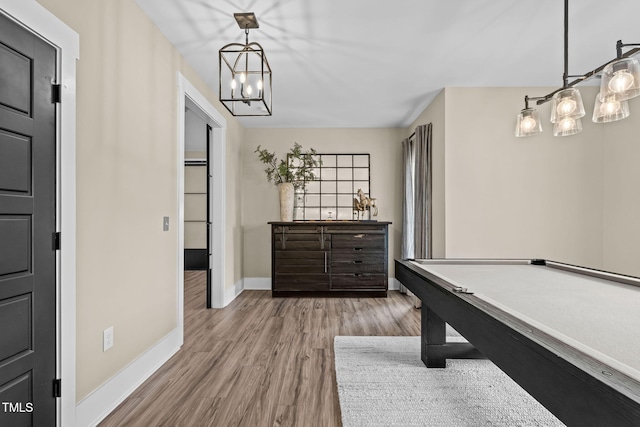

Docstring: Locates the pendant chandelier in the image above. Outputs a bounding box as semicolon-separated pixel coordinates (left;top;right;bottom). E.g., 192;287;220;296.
219;12;272;116
515;0;640;137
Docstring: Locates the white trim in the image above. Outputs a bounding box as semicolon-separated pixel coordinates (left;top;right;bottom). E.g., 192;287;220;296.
243;277;271;291
224;278;246;305
176;72;228;323
0;2;79;426
388;278;401;291
75;329;182;427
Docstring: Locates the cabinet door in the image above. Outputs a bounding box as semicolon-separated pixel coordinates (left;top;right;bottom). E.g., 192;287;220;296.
272;226;330;292
273;251;330;291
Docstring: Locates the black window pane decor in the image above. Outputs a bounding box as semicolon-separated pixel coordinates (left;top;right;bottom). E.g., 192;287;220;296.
292;153;370;221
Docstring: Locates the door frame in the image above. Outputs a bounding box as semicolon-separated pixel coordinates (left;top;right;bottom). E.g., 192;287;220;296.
177;73;227;325
0;2;78;426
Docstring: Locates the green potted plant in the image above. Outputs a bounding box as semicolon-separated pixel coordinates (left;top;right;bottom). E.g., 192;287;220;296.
255;142;321;221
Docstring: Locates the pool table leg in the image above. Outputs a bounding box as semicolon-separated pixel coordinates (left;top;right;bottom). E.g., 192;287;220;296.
421;307;485;368
422;307;447;367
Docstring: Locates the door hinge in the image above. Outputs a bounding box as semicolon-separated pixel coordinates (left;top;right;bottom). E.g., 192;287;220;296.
53;232;61;251
53;379;61;398
52;84;62;103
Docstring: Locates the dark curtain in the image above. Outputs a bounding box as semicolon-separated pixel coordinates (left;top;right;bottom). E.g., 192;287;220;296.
400;123;433;303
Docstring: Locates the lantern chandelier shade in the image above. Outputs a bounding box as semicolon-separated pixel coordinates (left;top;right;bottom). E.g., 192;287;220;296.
515;0;640;138
219;12;272;117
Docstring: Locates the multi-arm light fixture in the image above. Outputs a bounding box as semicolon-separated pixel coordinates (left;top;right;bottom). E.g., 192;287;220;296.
515;0;640;137
219;12;272;116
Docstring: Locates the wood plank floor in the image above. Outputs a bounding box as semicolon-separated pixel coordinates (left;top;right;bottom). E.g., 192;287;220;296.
99;272;420;427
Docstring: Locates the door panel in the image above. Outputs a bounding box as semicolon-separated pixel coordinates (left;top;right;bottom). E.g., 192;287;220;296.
0;130;32;194
0;12;57;427
0;41;31;115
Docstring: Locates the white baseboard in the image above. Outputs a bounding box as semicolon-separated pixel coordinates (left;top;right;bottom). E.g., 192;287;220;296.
76;328;182;427
223;278;246;306
243;277;271;290
388;278;401;291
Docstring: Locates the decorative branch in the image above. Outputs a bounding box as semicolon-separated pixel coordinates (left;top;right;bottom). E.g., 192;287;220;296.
255;143;322;190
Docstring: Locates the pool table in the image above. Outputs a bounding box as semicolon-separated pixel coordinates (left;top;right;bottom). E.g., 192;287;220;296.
395;258;640;426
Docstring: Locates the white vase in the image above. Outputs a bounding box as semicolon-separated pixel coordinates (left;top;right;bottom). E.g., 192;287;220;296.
278;182;295;222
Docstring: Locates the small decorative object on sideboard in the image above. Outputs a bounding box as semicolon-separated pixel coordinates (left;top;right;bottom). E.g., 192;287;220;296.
255;143;322;221
353;188;378;220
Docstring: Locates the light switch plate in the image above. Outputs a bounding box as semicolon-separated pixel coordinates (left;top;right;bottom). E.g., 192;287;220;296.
163;216;170;231
103;327;114;352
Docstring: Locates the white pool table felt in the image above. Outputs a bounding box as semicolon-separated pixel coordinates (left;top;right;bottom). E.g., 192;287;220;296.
410;261;640;383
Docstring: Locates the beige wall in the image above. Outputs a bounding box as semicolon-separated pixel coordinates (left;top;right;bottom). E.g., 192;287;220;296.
37;0;244;401
407;86;640;275
602;95;640;277
242;128;404;278
443;87;604;268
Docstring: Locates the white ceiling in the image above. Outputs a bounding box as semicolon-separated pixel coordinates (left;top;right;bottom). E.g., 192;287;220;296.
135;0;640;129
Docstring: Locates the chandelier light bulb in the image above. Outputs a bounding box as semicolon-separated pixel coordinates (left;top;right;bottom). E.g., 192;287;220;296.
560;117;575;131
520;116;537;132
557;97;576;116
231;79;237;89
239;72;246;83
246;85;253;96
553;116;582;137
600;99;621;115
608;71;634;94
257;79;263;90
592;91;630;123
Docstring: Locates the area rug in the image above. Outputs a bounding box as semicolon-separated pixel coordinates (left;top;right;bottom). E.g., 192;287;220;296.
334;336;565;427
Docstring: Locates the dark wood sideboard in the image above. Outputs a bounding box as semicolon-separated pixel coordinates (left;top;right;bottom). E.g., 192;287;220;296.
269;221;391;297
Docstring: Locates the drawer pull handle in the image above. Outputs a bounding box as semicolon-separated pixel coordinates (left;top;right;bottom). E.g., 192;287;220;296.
353;260;363;264
354;273;363;277
354;247;363;251
354;234;365;238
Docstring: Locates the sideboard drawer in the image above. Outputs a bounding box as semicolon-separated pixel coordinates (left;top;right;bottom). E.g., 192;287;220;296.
332;273;387;290
331;252;385;274
332;233;385;250
275;250;328;274
274;274;330;291
274;233;330;250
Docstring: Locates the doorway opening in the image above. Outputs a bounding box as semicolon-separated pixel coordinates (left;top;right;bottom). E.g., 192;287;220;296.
177;73;227;333
184;99;212;307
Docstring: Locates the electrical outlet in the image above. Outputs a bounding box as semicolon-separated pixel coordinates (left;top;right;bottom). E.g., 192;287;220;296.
103;326;114;352
163;216;170;231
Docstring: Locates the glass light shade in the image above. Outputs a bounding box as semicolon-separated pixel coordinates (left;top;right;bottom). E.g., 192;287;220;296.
592;92;630;123
515;108;542;137
599;58;640;101
550;88;585;123
553;116;583;137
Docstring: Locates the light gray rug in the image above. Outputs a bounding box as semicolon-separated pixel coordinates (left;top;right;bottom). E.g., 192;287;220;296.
334;336;565;427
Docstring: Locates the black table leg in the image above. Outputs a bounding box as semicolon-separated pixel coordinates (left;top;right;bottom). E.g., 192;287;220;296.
423;307;446;367
422;306;485;368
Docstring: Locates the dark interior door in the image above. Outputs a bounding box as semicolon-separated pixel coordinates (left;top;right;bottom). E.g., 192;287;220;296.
0;13;57;427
